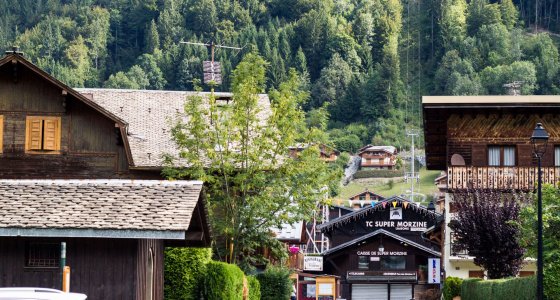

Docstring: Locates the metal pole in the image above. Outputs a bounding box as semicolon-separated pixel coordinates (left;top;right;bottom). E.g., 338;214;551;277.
411;133;415;202
538;156;544;300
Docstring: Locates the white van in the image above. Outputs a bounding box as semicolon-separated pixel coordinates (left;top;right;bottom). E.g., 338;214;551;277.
0;288;87;300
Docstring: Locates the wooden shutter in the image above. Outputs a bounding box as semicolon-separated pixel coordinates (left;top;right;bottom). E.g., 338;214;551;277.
471;144;487;166
43;118;59;150
27;118;43;150
517;144;534;167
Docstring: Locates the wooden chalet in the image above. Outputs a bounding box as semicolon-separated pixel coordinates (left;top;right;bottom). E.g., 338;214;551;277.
0;50;216;299
288;143;340;162
423;95;543;279
358;145;397;169
317;196;443;300
347;188;385;210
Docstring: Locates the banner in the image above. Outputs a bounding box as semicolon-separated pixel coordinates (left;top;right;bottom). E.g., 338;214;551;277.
428;258;441;284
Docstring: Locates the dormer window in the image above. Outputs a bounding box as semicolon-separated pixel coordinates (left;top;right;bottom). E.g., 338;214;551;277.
25;116;61;153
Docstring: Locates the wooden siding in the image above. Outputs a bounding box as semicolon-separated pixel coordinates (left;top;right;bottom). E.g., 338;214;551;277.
136;239;164;300
0;237;138;300
0;62;133;178
448;166;559;190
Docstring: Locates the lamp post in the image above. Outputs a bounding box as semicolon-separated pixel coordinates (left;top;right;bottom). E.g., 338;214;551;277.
531;122;549;300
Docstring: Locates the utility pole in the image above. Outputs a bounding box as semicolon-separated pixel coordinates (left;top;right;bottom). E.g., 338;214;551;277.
406;129;419;202
180;41;242;85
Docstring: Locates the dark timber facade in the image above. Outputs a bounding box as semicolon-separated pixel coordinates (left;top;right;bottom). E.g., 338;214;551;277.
0;52;211;300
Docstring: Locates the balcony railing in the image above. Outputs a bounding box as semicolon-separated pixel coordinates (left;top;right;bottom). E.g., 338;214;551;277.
448;166;559;191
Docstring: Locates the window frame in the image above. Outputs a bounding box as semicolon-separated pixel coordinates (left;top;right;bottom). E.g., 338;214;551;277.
24;242;60;269
357;255;369;270
487;145;516;166
25;116;61;154
380;255;406;270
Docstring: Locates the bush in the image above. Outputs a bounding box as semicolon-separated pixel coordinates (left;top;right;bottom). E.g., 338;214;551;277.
461;276;536;300
203;261;245;300
353;169;402;178
443;276;463;300
164;247;212;300
247;275;261;300
257;266;291;300
545;262;560;300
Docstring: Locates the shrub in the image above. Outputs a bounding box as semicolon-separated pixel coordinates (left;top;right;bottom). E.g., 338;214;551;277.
461;276;536;300
257;266;291;300
247;275;261;300
203;261;245;300
545;262;560;300
443;276;463;300
353;169;402;178
164;247;212;300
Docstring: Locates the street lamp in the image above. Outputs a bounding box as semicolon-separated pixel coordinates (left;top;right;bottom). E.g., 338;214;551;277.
531;122;549;300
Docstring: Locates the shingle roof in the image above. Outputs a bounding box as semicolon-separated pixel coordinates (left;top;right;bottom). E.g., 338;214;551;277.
0;179;203;231
76;88;271;168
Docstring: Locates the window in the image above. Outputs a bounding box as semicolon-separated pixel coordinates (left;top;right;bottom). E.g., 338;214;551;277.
358;256;369;269
380;256;406;270
488;146;515;166
25;242;59;268
0;115;3;153
555;146;560;167
25;116;61;152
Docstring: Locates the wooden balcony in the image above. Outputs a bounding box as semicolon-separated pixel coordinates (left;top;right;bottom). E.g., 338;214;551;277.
448;166;560;191
285;252;304;270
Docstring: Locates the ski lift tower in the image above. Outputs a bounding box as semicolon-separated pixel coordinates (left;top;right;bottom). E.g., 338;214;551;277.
405;128;419;202
180;41;242;85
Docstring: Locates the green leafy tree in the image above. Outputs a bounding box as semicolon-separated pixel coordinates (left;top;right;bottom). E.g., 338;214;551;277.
520;185;560;299
163;54;339;271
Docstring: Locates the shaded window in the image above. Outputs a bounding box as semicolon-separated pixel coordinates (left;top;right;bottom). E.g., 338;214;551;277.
25;242;59;268
555;146;560;166
380;256;406;270
503;146;515;166
488;146;500;166
358;256;369;269
488;146;516;166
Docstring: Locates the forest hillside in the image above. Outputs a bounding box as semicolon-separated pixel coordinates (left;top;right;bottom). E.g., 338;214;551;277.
1;0;558;150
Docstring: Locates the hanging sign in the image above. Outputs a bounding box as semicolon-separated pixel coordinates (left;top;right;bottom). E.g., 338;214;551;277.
304;256;323;271
428;258;441;284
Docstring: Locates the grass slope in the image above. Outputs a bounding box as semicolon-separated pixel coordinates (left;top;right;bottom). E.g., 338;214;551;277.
336;167;442;205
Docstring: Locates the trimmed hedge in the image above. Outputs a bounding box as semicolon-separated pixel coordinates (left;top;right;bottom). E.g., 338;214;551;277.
545;262;560;300
461;276;536;300
443;277;463;300
354;169;402;178
247;275;261;300
204;261;245;300
164;247;212;300
257;266;291;300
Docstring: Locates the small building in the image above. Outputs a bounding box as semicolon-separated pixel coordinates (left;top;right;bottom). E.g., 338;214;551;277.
347;188;385;209
289;143;340;162
358;145;397;169
317;196;443;300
